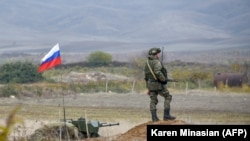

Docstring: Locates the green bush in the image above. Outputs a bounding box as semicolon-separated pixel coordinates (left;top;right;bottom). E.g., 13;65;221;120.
87;51;112;66
0;61;43;84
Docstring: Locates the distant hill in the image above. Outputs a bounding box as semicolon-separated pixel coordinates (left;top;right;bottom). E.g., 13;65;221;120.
0;46;249;65
0;0;249;54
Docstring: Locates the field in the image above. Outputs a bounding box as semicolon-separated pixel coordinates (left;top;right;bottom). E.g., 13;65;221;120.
0;89;250;141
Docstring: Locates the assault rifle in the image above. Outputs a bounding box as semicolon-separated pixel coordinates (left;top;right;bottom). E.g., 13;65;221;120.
166;79;178;82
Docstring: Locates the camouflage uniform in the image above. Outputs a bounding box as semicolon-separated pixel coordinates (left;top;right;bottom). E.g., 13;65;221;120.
144;48;175;122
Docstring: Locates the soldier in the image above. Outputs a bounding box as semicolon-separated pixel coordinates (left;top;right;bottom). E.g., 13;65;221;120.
144;47;176;122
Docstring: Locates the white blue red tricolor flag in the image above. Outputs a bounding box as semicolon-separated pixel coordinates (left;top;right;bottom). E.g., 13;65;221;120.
38;43;62;73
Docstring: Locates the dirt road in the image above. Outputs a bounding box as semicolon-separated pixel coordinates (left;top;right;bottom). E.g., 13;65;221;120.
13;92;250;111
2;90;250;114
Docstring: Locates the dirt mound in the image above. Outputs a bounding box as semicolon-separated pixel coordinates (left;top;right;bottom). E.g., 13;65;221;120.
82;119;188;141
26;119;188;141
115;119;188;141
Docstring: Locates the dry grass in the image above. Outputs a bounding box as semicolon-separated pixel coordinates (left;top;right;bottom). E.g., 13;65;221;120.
1;104;249;126
0;105;149;123
1;105;249;123
0;106;23;141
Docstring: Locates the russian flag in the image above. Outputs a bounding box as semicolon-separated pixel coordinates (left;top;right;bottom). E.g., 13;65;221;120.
38;43;62;73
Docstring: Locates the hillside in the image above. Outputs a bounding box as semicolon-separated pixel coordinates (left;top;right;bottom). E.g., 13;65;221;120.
0;0;250;54
0;46;249;65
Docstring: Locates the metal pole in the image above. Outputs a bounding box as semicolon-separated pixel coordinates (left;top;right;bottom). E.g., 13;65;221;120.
131;79;135;93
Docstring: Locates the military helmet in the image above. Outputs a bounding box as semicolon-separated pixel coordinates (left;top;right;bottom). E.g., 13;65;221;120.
148;48;161;55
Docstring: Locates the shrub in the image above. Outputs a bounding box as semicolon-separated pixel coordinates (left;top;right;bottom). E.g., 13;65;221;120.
87;51;112;66
0;61;43;84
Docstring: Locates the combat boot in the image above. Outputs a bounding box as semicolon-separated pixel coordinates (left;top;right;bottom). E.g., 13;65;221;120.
150;110;159;122
163;109;176;120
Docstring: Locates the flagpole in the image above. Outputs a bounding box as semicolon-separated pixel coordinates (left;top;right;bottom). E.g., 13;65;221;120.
60;73;69;139
61;74;66;122
37;43;64;136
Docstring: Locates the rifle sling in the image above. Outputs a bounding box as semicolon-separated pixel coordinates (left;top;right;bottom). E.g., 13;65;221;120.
146;60;157;81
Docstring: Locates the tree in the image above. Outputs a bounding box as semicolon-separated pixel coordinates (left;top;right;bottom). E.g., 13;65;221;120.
0;61;43;83
87;51;112;66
